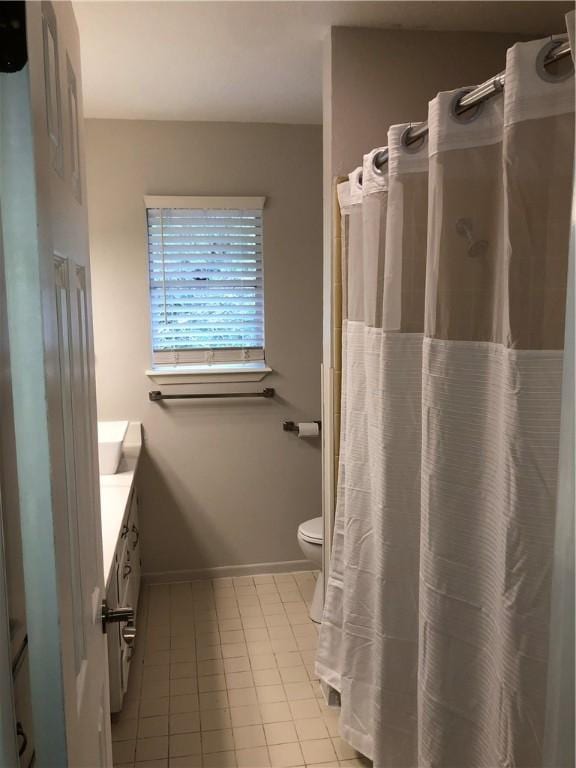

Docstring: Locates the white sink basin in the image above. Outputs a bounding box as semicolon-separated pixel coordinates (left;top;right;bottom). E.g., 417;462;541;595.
97;420;129;475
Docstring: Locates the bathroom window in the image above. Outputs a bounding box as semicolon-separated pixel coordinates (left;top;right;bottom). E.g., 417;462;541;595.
145;196;269;381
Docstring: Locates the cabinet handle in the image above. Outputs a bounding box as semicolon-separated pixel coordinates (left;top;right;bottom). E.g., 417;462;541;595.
123;563;132;579
131;524;139;549
16;722;27;757
120;524;129;539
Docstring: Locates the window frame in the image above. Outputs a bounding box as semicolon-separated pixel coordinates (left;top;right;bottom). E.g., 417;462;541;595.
144;195;271;383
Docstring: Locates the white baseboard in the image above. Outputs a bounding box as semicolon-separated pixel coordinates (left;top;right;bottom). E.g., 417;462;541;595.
143;559;317;584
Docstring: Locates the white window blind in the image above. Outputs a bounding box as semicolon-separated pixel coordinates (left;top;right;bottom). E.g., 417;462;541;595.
146;197;265;366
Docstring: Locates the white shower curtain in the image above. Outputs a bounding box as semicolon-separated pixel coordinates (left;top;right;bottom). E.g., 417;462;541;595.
317;35;574;768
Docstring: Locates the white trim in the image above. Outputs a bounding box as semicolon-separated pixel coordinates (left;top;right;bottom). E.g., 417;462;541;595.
143;559;316;584
144;195;266;210
146;362;272;384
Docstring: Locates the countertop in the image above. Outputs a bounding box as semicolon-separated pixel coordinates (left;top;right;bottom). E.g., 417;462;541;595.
100;421;142;585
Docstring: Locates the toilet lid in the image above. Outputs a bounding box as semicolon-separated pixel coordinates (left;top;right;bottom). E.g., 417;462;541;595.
298;516;323;544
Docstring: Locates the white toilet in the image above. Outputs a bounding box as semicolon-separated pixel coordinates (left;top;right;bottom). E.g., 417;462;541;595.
297;516;323;623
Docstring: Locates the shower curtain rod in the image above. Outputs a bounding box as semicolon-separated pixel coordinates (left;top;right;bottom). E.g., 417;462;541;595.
372;39;572;171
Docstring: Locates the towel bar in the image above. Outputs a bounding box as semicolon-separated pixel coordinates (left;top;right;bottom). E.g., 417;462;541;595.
149;388;275;402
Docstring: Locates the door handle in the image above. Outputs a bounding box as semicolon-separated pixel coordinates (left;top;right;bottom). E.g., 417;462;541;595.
101;600;134;633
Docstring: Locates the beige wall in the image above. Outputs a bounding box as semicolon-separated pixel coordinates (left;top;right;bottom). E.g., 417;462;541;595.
86;120;323;578
329;27;536;176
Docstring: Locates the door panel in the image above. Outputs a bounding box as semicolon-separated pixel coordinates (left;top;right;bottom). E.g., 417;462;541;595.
0;2;111;765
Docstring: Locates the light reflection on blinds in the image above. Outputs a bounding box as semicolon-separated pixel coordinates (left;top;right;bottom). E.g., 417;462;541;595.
147;206;265;365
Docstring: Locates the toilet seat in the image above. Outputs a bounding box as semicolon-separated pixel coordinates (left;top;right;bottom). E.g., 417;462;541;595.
298;516;323;544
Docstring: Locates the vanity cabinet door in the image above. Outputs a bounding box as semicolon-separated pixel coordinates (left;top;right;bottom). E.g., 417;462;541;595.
128;493;141;611
106;563;123;714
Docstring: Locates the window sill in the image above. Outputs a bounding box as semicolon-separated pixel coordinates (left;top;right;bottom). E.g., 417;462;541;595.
145;362;273;385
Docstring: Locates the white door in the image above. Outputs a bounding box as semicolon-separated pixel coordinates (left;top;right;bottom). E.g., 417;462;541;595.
0;1;111;765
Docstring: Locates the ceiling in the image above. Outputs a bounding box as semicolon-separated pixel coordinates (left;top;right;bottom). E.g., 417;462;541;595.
74;1;572;124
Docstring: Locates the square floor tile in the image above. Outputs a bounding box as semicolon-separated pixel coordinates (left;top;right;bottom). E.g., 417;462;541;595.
201;708;232;732
140;696;170;717
267;742;304;768
141;680;170;700
112;739;135;764
265;615;290;628
169;732;202;758
200;691;229;710
138;715;169;739
133;759;168;768
296;636;317;651
267;626;293;641
172;678;199;696
252;668;281;687
220;630;245;645
230;705;262;728
144;650;170;667
171;633;196;646
271;638;298;654
219;619;243;633
288;699;320;719
135;735;169;762
203;749;237;767
170;663;197;680
227;688;258;708
233;724;266;750
226;671;254;690
199;675;226;693
241;616;267;629
275;653;302;669
256;685;286;704
332;736;360;760
279;666;308;684
170;695;199;714
259;593;282;605
169;712;201;735
247;641;274;656
263;721;297;745
202;728;235;754
259;702;292;724
253;575;274;584
170;648;196;664
168;756;202;767
300;738;337;764
284;682;314;701
294;718;328;741
235;746;270;768
249;654;277;671
323;713;340;737
198;659;225;677
197;646;223;662
243;628;269;643
221;644;248;659
223;657;251;674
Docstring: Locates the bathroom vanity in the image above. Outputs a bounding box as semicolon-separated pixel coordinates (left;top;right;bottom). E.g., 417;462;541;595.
99;421;142;713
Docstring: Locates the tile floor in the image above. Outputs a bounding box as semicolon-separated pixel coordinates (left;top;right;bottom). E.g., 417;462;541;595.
112;571;371;768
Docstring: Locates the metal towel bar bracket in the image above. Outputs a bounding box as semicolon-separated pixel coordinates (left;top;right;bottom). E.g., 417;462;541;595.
149;388;275;402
